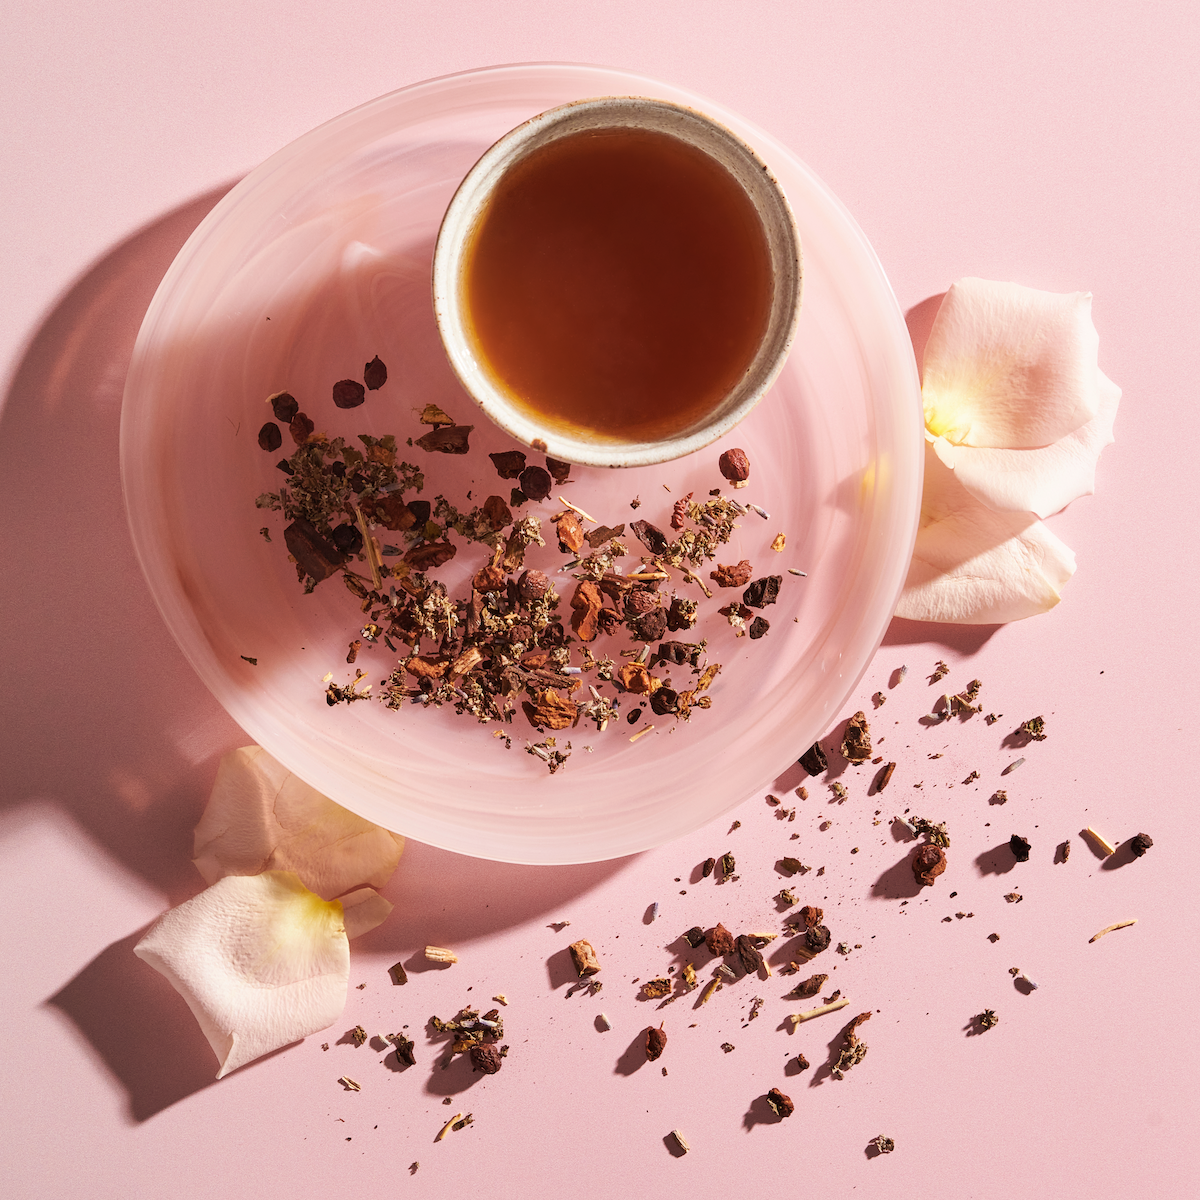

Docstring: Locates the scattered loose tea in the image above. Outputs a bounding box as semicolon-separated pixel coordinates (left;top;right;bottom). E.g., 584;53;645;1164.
569;939;601;978
1130;832;1154;857
765;1088;794;1118
349;1024;368;1046
929;660;950;684
795;1053;810;1071
748;616;770;639
990;790;1008;805
332;379;366;409
1009;835;1031;863
645;1025;667;1061
720;851;736;878
393;1034;416;1066
798;743;828;776
1004;892;1023;904
873;762;896;792
805;925;832;955
841;711;872;764
702;857;716;879
388;961;408;986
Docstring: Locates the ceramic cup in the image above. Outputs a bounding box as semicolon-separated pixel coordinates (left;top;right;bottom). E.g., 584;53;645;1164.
432;96;802;469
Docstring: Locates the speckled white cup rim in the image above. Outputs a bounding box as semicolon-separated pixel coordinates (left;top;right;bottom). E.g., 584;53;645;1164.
432;96;803;469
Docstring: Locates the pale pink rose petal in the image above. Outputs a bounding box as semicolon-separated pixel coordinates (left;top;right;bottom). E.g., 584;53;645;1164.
134;872;350;1078
193;747;405;900
339;887;394;939
931;371;1121;518
896;445;1076;623
922;278;1101;449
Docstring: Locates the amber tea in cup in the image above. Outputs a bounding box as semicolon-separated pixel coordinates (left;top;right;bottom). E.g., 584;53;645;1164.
433;97;801;468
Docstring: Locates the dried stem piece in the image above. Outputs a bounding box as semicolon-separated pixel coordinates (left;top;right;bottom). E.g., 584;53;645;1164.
1089;919;1137;943
790;996;850;1026
436;1112;463;1142
1083;826;1117;856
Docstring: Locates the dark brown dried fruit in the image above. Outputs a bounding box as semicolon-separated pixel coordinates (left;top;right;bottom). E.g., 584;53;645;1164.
284;518;345;582
683;926;706;948
630;519;669;555
1010;834;1031;863
289;411;315;445
482;494;513;530
718;447;750;483
569;939;600;977
630;608;667;642
363;355;387;390
841;711;872;764
586;523;625;548
393;1034;416;1066
799;905;823;929
624;588;658;617
657;641;702;667
913;843;947;885
642;978;672;999
748;616;770;640
706;923;735;956
570;581;604;642
804;925;831;954
404;540;457;571
470;1044;502;1074
519;465;552;501
545;457;572;484
258;421;282;452
649;688;679;716
735;934;764;975
517;569;550;602
710;559;753;588
701;857;716;878
332;379;366;409
743;575;781;608
789;973;827;998
765;1087;793;1118
331;523;364;555
270;391;299;422
489;450;527;478
555;511;585;553
795;1054;810;1071
417;425;473;454
1130;832;1154;857
645;1025;667;1061
798;742;828;776
873;762;896;792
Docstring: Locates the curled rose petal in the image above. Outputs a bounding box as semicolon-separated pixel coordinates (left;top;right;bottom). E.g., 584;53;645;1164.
930;371;1120;518
133;872;350;1078
896;445;1076;623
193;747;404;900
338;887;394;939
921;278;1102;449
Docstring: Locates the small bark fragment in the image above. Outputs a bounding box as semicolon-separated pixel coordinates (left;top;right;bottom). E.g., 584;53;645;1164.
569;939;601;977
555;511;585;553
416;425;473;454
570;581;604;642
743;575;781;608
798;743;828;776
642;978;671;999
404;540;457;571
788;974;828;999
522;689;578;730
841;711;872;764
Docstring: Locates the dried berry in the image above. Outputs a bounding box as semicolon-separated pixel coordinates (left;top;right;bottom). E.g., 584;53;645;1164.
711;559;753;588
630;608;667;642
649;688;679;716
545;457;572;484
913;843;947;886
363;355;387;390
269;391;298;422
683;926;706;948
1010;834;1031;863
517;569;550;602
706;923;735;956
718;447;750;483
332;379;366;409
748;616;769;639
289;411;315;445
489;450;527;478
701;857;716;878
645;1025;667;1061
735;934;764;975
330;523;363;555
519;465;552;501
630;519;669;555
258;421;282;452
841;711;871;764
798;742;828;776
798;905;823;929
569;939;601;978
617;662;655;694
805;925;832;955
743;575;781;608
1130;832;1154;857
416;425;473;454
470;1044;502;1074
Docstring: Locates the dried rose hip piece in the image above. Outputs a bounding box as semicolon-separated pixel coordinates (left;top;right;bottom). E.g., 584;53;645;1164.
711;559;753;588
841;711;872;764
1130;832;1154;857
489;450;527;478
416;425;473;454
748;616;770;639
516;465;551;501
270;391;299;422
765;1088;793;1118
719;447;750;483
332;379;366;409
735;934;764;975
289;412;315;445
555;511;585;553
805;924;832;954
913;843;947;886
706;923;735;956
645;1025;667;1061
258;421;282;452
470;1044;502;1074
790;973;827;998
545;457;572;484
363;355;387;390
630;519;669;555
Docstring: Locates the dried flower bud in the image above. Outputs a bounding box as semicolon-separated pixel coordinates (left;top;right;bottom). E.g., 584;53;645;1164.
765;1087;793;1118
645;1025;667;1061
913;843;947;886
518;569;550;602
706;923;735;956
719;447;750;483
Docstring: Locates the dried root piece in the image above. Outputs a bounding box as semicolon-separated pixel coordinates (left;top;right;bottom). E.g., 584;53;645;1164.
425;946;458;964
790;997;850;1025
1089;918;1137;943
831;1010;872;1078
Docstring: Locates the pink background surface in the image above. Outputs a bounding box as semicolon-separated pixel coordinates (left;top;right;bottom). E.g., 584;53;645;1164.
2;3;1197;1197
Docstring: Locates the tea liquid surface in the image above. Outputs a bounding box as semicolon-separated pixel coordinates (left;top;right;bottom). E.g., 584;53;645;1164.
463;126;773;443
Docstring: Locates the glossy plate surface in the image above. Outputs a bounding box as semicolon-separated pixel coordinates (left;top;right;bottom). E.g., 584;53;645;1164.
121;63;923;864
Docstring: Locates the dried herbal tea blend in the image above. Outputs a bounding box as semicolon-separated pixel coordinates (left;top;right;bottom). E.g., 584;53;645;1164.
252;385;799;773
